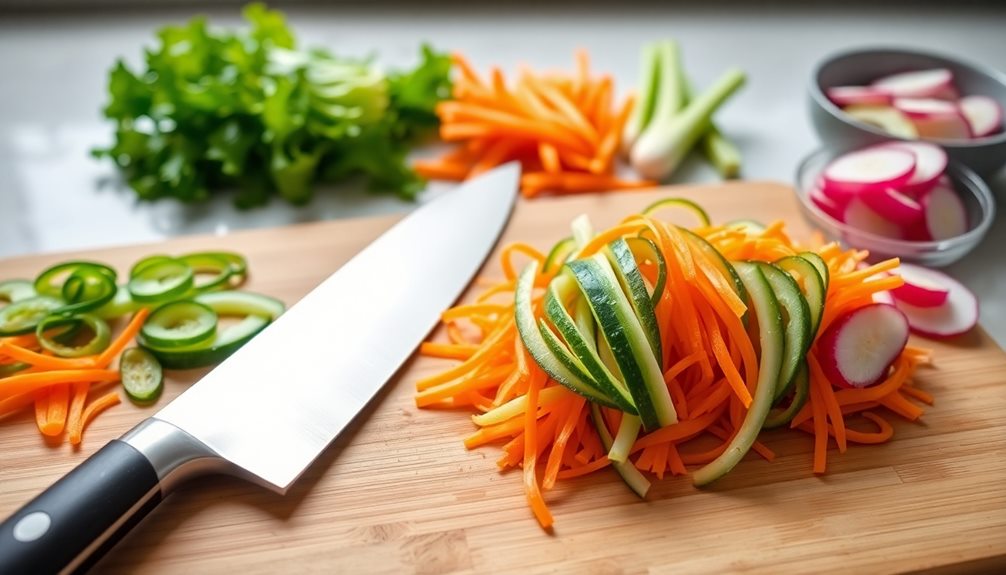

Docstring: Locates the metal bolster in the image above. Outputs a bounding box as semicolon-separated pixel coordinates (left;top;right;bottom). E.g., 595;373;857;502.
120;418;231;494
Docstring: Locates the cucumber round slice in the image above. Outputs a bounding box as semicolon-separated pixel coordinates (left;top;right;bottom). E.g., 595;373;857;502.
180;253;235;293
36;314;111;358
120;347;164;404
774;255;827;339
693;262;783;487
0;295;64;336
141;300;218;348
128;258;194;303
0;280;36;304
56;266;118;315
194;291;285;320
756;263;812;402
185;251;248;284
34;261;116;299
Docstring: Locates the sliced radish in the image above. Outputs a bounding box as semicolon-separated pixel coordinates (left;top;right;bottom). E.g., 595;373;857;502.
860;187;924;225
827;86;893;107
894;98;972;140
904;220;934;242
959;95;1004;138
891;264;950;307
875;141;947;196
872;68;954;99
890;268;978;339
923;184;968;240
818;303;910;389
843;105;919;139
844;198;904;239
822;147;916;196
928;84;960;101
872;290;895;305
810;185;846;221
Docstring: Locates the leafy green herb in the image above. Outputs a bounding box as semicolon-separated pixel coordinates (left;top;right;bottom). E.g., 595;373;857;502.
93;4;452;207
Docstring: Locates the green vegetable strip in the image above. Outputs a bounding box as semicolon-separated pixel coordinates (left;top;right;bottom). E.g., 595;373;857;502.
701;126;742;179
608;414;642;463
621;42;663;153
638;40;685;140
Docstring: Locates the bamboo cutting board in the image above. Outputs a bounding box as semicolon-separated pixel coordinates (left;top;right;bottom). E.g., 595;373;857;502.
1;181;1005;574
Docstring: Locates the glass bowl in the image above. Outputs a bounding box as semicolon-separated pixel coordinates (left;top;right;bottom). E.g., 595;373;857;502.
794;147;996;267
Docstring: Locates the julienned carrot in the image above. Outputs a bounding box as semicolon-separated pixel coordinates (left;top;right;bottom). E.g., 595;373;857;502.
420;52;652;197
0;369;120;398
416;205;930;528
41;384;70;437
96;308;150;368
70;390;121;445
66;382;90;445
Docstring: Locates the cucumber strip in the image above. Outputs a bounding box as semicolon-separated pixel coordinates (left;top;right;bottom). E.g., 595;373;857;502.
543;277;636;412
693;262;783;486
120;347;164;404
763;361;809;429
756;262;812;402
625;237;667;306
0;296;64;336
0;362;29;378
542;236;577;274
798;251;830;291
608;413;642;463
605;239;662;364
568;254;676;430
141;300;218;348
514;262;614;406
640;197;711;227
774;255;827;339
570;214;595;249
590;403;650;497
0;280;36;304
36;314;111;358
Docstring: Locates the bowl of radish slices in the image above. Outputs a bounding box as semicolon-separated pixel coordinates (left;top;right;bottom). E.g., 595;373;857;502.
796;141;995;267
810;47;1006;175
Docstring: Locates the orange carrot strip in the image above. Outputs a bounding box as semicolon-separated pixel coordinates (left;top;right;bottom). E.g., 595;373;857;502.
523;365;553;528
41;383;70;437
419;342;479;360
522;172;655;194
416;364;513;407
34;390;49;433
501;243;547;281
526;77;599;145
809;372;829;474
72;390;121;444
631;403;726;452
438;103;592;154
415;319;515;390
539;144;561;173
590;94;634;174
96;308;150;368
808;354;847;453
1;369;121;398
543;395;586;489
0;390;36;420
879;391;924;421
413;159;470;181
0;341;96;370
900;385;934;405
451;52;486;87
66;381;90;445
557;456;611;479
442;303;509;322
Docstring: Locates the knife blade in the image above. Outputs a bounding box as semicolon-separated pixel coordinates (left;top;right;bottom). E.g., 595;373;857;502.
0;162;520;574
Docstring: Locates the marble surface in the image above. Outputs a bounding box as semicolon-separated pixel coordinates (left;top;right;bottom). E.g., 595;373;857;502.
0;3;1003;343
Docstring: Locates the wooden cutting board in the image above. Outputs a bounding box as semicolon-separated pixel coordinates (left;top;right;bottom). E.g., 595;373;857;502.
2;182;1005;574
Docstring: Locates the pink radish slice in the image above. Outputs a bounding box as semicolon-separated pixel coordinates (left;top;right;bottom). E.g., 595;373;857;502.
844;198;905;239
923;184;968;240
827;86;893;107
822;147;916;195
872;68;954;98
894;98;972;139
959;95;1004;138
873;290;895;305
891;263;950;307
860;187;924;224
876;141;947;196
843;105;918;139
810;185;846;221
904;220;934;242
818;303;910;389
890;270;978;339
928;84;960;101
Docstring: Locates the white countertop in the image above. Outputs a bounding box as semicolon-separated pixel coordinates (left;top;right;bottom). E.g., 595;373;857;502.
1;3;1004;344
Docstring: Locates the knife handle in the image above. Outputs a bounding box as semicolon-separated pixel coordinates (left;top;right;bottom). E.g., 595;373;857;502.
0;440;162;574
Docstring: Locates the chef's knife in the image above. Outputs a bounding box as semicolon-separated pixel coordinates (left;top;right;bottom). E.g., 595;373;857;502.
0;162;520;574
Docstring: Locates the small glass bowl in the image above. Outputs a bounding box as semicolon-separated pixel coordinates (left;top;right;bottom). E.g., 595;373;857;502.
794;147;996;267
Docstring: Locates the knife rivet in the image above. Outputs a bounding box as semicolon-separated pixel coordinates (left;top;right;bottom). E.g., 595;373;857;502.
12;511;51;542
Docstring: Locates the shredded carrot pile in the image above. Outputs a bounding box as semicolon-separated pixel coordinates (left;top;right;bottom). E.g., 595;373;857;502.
415;209;932;529
414;52;653;198
0;309;148;445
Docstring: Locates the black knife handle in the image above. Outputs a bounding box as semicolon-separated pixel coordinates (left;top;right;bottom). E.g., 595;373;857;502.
0;440;162;574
